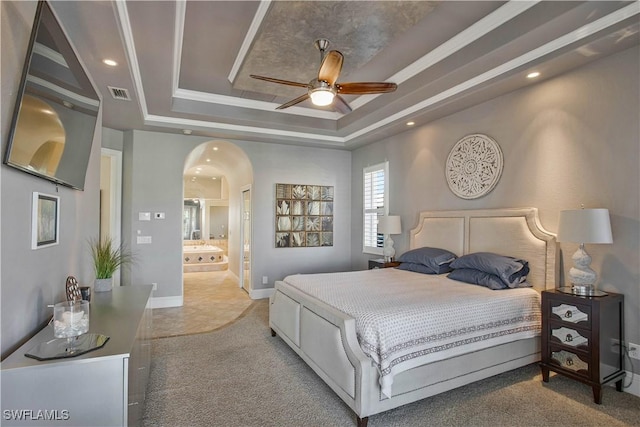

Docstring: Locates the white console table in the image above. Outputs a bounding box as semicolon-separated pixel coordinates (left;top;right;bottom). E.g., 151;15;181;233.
1;286;152;426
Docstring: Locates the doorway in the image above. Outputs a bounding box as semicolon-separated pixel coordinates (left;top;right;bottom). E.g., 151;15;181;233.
239;186;252;293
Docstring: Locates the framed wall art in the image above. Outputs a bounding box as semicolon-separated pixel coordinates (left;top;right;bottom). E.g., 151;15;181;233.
31;192;60;249
445;133;503;199
275;183;334;248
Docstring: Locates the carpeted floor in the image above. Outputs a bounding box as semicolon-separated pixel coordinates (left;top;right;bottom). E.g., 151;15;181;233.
142;300;640;427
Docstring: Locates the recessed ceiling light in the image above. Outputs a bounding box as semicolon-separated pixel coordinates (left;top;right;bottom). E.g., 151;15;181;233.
212;147;218;151
527;72;540;79
102;59;117;67
206;158;211;162
195;170;200;174
183;129;192;135
406;121;415;126
212;177;217;180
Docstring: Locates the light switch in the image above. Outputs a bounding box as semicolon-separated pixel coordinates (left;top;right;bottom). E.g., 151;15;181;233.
137;236;152;244
139;212;151;221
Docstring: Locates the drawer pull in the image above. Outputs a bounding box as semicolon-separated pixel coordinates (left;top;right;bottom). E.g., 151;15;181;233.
565;333;573;342
564;311;572;319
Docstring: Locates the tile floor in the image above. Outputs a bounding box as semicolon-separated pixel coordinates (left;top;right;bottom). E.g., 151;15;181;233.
151;270;253;338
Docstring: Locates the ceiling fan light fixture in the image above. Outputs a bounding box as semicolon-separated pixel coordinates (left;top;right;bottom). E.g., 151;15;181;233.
309;89;335;106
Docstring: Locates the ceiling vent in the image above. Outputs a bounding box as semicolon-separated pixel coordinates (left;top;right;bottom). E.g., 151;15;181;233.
107;86;131;101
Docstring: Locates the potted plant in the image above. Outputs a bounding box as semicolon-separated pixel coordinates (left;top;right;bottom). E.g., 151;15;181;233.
90;237;133;292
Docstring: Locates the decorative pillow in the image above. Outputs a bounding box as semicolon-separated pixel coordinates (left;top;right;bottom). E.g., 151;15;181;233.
449;252;530;288
396;262;440;275
397;247;457;274
447;268;507;290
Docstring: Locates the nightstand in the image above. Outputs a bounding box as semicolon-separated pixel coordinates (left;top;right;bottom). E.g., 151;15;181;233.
540;289;625;404
368;259;401;269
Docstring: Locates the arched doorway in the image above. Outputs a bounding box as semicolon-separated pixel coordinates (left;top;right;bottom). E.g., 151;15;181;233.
183;140;253;290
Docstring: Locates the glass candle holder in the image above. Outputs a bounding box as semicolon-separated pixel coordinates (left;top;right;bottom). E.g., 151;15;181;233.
53;300;90;340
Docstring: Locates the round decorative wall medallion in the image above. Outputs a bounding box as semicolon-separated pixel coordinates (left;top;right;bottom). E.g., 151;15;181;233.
445;134;503;199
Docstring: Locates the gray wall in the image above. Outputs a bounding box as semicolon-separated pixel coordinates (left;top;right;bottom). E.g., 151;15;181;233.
1;1;101;357
351;46;639;345
117;130;351;302
234;140;352;285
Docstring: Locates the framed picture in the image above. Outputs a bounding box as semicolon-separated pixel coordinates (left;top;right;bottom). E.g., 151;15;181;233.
31;192;60;249
275;183;334;248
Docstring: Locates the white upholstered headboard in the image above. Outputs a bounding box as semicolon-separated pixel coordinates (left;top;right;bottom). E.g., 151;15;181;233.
409;208;557;291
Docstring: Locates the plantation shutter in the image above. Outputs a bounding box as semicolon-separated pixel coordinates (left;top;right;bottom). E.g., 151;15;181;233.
363;162;388;254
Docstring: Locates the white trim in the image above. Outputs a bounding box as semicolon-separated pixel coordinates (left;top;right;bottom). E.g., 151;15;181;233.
239;185;252;292
143;114;345;145
228;0;272;83
148;295;183;309
250;287;274;300
174;88;340;120
113;1;148;117
172;0;187;95
101;148;123;286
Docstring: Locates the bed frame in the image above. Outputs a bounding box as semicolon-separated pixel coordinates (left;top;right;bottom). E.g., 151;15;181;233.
269;208;557;426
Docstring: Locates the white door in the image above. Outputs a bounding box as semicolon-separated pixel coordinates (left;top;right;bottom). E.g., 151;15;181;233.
239;187;251;293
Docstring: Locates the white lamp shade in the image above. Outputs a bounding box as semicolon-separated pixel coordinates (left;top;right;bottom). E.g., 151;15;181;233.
557;208;613;244
378;215;402;235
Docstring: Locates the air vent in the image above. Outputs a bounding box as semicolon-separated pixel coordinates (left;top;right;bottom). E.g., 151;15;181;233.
107;86;131;101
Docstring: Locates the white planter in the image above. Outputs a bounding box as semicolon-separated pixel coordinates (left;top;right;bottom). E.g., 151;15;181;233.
94;278;113;293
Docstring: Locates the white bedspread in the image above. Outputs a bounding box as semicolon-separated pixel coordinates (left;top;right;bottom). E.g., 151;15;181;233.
282;268;541;397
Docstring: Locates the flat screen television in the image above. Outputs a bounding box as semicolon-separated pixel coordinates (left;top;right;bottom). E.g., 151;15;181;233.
3;0;100;191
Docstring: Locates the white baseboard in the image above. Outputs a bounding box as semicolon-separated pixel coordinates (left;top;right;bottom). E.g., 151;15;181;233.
623;370;640;397
148;295;183;309
250;288;275;300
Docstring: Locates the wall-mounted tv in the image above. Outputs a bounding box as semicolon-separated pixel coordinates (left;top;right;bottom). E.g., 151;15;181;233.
3;0;100;191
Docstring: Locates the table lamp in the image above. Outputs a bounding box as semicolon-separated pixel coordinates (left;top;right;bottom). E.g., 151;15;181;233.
378;215;402;262
557;208;613;296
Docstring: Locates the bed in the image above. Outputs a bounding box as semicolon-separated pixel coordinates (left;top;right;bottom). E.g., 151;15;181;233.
269;208;557;426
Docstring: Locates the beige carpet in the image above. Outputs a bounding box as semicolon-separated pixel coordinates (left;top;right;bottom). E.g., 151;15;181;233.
151;271;253;338
143;300;640;427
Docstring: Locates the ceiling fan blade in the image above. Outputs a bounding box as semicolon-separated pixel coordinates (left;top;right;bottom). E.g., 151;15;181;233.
318;50;343;86
250;75;308;88
332;95;352;114
337;82;397;94
276;93;310;110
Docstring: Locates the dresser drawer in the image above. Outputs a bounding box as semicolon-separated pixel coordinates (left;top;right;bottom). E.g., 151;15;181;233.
549;324;590;350
550;348;589;376
549;301;590;328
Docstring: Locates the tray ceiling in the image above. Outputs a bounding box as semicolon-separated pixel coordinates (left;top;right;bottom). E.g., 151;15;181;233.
48;1;639;149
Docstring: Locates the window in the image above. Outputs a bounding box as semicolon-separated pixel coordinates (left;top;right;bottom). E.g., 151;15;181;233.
363;162;388;254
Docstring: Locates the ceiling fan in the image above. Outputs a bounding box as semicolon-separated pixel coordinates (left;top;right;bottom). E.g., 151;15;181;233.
250;39;397;114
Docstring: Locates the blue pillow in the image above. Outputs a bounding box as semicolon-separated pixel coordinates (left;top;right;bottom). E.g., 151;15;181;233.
449;252;530;288
397;247;457;274
447;268;507;290
396;262;440;275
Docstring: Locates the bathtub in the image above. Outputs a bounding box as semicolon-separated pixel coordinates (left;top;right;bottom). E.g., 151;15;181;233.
183;245;228;272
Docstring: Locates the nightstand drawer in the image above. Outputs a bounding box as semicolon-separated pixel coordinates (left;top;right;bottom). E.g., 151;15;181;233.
549;302;590;328
550;349;589;375
550;325;589;350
